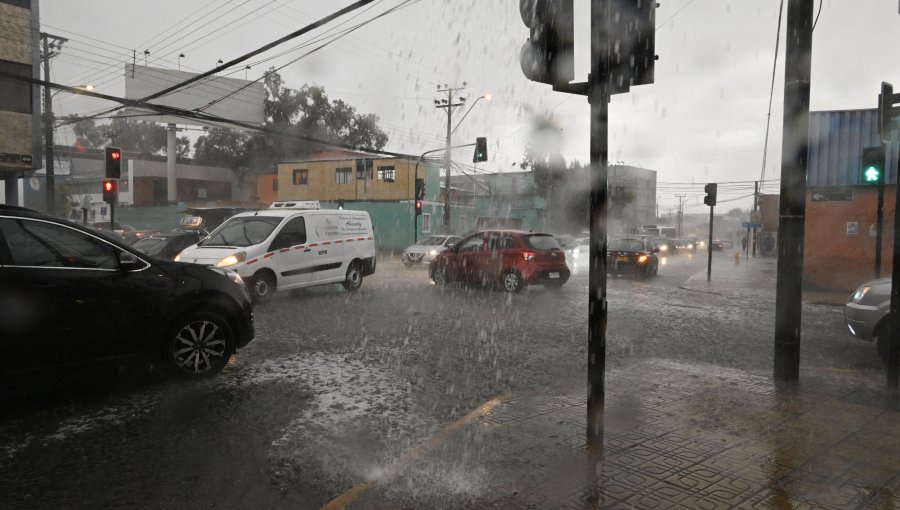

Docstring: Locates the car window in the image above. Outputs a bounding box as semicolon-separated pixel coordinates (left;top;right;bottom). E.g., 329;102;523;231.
0;218;119;269
523;234;561;251
200;216;282;248
270;216;307;250
458;234;484;252
609;239;645;251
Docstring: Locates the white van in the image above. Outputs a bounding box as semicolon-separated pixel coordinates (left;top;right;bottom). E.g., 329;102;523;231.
176;201;376;302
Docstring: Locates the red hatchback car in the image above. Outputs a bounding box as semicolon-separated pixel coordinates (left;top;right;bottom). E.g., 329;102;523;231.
429;230;570;292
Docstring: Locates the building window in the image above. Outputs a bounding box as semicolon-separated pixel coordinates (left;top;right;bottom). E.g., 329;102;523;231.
422;213;431;234
377;166;395;182
336;167;352;184
293;169;308;185
0;60;32;114
356;159;372;180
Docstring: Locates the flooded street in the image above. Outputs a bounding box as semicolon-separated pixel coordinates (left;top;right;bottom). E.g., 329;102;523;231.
0;252;873;509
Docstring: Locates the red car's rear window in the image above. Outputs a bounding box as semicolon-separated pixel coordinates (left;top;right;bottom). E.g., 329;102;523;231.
522;234;561;251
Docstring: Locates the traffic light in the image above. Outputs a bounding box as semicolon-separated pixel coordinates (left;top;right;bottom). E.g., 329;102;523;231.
105;147;122;179
102;179;117;204
862;146;885;186
703;183;717;207
415;178;425;200
415;200;423;216
609;0;658;90
519;0;574;86
879;82;897;144
473;137;488;163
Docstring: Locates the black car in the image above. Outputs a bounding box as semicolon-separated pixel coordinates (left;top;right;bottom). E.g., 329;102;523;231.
0;205;254;385
131;232;205;261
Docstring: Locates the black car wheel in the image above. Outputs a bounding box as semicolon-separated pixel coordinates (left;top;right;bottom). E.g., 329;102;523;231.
342;261;363;291
250;271;276;303
501;270;525;293
163;311;233;379
432;265;449;286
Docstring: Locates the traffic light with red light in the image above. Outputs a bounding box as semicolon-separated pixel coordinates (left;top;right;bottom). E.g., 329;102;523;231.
105;147;122;179
703;183;717;207
102;179;117;204
415;200;423;216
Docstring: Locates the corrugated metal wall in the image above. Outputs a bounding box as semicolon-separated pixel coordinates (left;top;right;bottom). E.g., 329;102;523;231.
808;109;900;186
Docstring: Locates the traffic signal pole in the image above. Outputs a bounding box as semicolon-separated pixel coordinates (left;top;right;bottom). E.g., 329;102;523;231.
586;0;609;445
773;0;813;383
875;169;885;278
707;205;714;282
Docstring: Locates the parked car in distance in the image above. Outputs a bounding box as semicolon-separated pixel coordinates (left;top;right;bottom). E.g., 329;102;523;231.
131;231;206;261
845;277;891;362
176;201;376;303
711;239;725;251
608;236;659;278
429;230;570;292
401;235;462;267
0;205;254;386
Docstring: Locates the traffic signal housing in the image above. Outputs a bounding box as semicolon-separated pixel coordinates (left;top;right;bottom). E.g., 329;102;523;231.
415;178;425;200
609;0;658;91
703;183;717;207
415;200;423;216
862;146;885;186
519;0;574;86
102;179;117;204
105;147;122;179
473;137;488;163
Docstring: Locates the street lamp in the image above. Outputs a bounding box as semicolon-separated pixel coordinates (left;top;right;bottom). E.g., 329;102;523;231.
451;94;491;135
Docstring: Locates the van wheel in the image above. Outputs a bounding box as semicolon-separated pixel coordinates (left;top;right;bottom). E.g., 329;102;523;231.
501;270;525;293
162;311;233;379
250;271;275;303
342;262;363;291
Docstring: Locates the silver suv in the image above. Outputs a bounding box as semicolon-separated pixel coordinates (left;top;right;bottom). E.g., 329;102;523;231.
845;277;891;361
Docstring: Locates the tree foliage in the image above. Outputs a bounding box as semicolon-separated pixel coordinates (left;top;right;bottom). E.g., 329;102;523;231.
67;113;191;159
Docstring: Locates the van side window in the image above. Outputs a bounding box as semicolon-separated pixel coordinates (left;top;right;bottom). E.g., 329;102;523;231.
270;216;307;251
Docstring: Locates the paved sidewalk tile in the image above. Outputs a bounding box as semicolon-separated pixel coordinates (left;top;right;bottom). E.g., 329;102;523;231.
344;360;900;509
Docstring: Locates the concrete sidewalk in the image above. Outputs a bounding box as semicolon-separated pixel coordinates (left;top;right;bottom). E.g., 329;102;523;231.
681;253;849;306
337;360;900;509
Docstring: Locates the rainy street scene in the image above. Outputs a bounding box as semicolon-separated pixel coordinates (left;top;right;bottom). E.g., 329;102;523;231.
2;1;900;509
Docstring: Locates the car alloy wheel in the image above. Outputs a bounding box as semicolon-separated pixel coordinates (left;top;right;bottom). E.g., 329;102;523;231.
502;270;524;293
166;312;233;378
432;265;449;286
342;262;363;291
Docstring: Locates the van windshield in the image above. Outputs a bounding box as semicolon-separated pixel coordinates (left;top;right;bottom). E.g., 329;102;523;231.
199;216;282;248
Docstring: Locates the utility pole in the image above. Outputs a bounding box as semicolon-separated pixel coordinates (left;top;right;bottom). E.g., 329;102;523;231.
435;84;467;232
774;0;813;383
752;181;759;257
41;32;67;216
675;194;686;237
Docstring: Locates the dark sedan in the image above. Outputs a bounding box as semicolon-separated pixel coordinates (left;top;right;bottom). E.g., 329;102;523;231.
608;237;659;278
0;205;254;387
132;232;205;261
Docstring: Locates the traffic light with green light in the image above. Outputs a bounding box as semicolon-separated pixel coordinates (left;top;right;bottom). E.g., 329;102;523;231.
862;146;885;186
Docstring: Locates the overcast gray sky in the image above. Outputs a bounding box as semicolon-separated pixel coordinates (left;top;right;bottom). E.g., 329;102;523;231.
44;0;900;214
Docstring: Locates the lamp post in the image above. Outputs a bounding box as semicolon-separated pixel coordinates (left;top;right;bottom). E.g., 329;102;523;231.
451;94;491;135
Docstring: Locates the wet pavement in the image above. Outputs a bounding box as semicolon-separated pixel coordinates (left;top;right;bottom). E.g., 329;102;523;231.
321;255;900;509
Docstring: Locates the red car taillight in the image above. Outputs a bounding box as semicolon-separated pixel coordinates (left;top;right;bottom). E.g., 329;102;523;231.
523;251;536;262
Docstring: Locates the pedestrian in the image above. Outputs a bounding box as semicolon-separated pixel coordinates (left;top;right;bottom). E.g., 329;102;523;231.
741;236;748;252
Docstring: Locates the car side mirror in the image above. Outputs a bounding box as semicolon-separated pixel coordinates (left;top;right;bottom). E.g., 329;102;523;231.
119;251;143;271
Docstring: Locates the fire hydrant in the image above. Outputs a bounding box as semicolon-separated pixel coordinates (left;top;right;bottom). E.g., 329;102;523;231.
734;251;741;265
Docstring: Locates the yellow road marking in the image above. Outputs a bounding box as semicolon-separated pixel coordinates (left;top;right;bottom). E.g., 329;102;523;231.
320;392;511;510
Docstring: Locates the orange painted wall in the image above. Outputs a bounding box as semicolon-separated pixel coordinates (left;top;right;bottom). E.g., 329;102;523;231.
255;174;278;204
804;187;895;291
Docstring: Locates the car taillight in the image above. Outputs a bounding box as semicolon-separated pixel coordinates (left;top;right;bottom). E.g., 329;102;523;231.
637;254;649;264
523;251;536;261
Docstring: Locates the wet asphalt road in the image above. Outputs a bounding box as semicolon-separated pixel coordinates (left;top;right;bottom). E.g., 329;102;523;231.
0;251;877;509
